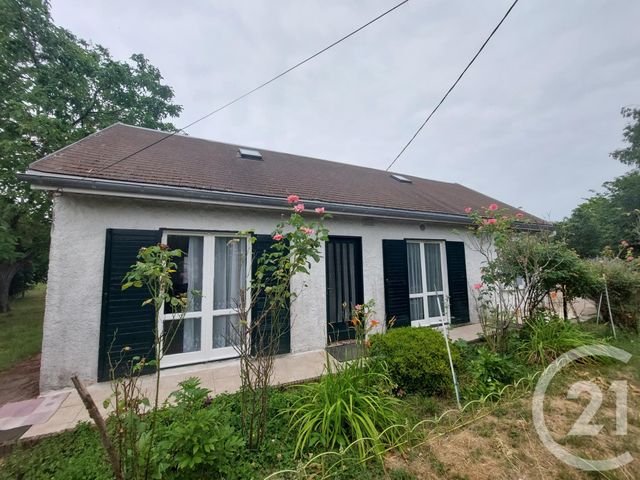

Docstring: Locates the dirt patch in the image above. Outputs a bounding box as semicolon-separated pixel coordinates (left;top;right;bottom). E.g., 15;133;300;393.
0;354;40;406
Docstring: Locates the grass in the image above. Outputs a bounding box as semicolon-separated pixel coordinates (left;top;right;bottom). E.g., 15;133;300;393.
0;284;46;372
387;324;640;480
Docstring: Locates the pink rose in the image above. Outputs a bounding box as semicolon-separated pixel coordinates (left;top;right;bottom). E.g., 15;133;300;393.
300;227;314;235
627;256;634;262
488;203;498;211
621;240;629;247
293;203;305;213
354;304;362;311
483;218;497;225
272;233;283;241
473;283;483;290
315;207;325;214
516;212;524;219
464;207;472;214
287;194;300;204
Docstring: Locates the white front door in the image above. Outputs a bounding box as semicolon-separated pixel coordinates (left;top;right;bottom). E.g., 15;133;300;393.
159;232;250;368
407;240;449;326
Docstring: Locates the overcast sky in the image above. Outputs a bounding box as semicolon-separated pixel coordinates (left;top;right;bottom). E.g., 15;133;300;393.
49;0;639;220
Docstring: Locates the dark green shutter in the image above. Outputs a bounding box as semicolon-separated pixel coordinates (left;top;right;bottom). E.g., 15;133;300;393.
382;239;410;328
251;235;291;355
98;229;161;381
445;241;470;325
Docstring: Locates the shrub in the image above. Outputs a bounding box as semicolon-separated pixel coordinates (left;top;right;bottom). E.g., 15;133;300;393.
288;357;405;460
518;313;602;365
464;347;525;397
218;387;300;480
152;378;244;479
587;258;640;332
369;327;459;395
154;405;244;478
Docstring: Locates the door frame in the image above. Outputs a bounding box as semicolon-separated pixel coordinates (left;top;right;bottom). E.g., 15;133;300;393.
159;230;252;368
406;240;450;327
325;235;364;343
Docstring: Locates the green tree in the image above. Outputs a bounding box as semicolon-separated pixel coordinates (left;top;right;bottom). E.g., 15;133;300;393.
560;107;640;257
611;107;640;167
560;172;640;257
559;195;614;257
0;0;182;311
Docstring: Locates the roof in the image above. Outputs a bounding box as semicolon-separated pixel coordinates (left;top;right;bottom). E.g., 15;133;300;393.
26;123;537;223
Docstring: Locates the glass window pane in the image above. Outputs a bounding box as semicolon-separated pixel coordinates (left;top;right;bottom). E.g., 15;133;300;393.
407;243;423;294
214;238;247;311
410;298;424;321
163;318;201;354
212;314;240;349
427;295;445;318
424;243;443;292
165;235;203;313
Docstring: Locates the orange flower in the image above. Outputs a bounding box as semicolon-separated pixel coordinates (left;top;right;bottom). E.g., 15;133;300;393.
351;317;360;326
370;319;380;328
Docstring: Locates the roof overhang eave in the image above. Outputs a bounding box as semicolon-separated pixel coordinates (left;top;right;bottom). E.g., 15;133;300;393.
19;170;550;230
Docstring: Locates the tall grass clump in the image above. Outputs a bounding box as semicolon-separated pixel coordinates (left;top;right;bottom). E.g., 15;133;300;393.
288;357;405;460
518;313;603;365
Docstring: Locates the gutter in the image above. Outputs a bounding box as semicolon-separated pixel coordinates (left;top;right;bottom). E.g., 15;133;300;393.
19;170;549;230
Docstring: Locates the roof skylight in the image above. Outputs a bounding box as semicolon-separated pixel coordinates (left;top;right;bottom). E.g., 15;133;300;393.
390;173;412;183
238;147;262;160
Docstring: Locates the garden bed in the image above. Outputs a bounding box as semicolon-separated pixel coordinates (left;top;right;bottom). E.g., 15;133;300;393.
2;320;637;479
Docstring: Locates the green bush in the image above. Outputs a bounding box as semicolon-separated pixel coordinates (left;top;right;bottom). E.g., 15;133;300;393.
288;357;405;460
518;313;603;365
1;384;300;480
154;405;244;478
152;378;244;479
587;258;640;332
369;327;459;395
0;422;112;480
464;347;525;397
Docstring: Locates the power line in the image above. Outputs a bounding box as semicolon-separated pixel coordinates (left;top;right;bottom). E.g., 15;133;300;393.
99;0;410;172
385;0;519;172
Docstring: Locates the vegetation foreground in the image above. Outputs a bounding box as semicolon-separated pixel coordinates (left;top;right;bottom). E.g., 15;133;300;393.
0;284;45;372
1;320;638;480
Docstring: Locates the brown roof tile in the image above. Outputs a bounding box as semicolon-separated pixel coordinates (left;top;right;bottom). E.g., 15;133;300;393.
29;123;535;220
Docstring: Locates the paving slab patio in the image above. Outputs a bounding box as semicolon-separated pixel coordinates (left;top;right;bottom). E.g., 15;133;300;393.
18;323;485;441
448;322;484;342
0;392;68;431
21;349;328;440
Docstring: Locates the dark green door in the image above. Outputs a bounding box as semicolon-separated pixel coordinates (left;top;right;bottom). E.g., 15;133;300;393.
325;236;364;343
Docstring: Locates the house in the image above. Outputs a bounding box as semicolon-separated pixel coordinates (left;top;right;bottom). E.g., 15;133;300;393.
22;123;535;392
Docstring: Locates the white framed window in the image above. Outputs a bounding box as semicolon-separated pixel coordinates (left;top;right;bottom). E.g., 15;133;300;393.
407;241;449;326
160;231;251;368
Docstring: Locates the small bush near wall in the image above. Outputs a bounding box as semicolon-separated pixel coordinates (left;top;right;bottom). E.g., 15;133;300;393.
369;327;460;396
587;257;640;332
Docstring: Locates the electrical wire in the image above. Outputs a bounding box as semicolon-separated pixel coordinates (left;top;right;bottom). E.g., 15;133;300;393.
99;0;410;172
385;0;519;172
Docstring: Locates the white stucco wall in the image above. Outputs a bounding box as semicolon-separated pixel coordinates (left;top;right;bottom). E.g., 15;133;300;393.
41;193;484;391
